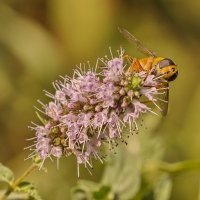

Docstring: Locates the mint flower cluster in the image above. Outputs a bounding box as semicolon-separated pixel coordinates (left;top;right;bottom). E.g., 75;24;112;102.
28;49;165;175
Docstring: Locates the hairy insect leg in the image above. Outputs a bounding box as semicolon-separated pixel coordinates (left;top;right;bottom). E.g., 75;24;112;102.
123;54;134;64
127;58;143;73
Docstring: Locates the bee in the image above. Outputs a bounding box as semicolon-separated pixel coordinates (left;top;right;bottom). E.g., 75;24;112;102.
119;28;178;116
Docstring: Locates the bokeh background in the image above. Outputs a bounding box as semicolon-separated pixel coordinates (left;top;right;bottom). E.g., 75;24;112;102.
0;0;200;199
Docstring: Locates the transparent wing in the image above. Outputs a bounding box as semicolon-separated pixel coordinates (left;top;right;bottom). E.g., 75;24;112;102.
157;82;169;116
118;27;157;57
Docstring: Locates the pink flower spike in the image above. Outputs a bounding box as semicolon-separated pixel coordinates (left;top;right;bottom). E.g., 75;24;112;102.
28;48;164;176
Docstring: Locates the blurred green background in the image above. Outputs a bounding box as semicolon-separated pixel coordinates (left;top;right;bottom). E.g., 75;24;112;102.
0;0;200;199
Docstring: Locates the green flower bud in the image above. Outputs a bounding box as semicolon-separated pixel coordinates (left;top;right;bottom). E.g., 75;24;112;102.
53;137;61;146
131;76;142;89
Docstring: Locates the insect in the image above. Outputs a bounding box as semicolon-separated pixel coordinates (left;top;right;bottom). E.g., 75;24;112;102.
119;27;178;116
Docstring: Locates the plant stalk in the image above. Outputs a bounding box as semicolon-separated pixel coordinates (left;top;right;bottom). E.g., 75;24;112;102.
145;159;200;175
0;163;37;200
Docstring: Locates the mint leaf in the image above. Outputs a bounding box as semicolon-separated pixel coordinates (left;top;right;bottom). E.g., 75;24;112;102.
16;181;42;200
0;163;14;185
154;174;172;200
92;185;111;200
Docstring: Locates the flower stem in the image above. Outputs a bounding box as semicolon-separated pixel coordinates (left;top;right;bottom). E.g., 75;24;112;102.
0;163;37;200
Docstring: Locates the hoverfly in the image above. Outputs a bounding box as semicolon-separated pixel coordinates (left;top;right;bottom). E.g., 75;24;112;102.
119;28;178;116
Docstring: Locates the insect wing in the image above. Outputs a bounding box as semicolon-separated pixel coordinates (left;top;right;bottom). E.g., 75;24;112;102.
118;27;157;57
157;82;169;116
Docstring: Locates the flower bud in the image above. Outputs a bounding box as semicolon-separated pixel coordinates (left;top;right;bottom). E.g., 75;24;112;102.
90;99;97;105
121;97;129;108
83;105;90;111
128;90;134;97
134;91;140;98
120;79;125;86
61;138;68;146
95;105;102;112
124;80;129;86
53;137;61;146
68;102;78;109
113;94;120;100
119;88;126;96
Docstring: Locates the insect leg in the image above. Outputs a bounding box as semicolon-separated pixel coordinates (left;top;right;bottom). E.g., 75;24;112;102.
127;58;143;73
123;54;134;64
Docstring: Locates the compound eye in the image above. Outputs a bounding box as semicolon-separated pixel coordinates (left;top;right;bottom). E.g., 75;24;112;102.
159;58;176;69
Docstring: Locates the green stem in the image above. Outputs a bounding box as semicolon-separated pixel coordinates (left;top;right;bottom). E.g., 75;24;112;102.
146;160;200;175
0;163;37;200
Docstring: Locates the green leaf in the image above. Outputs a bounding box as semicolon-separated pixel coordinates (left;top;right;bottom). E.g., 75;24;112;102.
71;180;99;200
75;180;100;192
154;174;172;200
71;135;166;200
16;181;42;200
0;163;14;184
101;146;142;200
72;181;111;200
71;189;89;200
92;185;111;200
